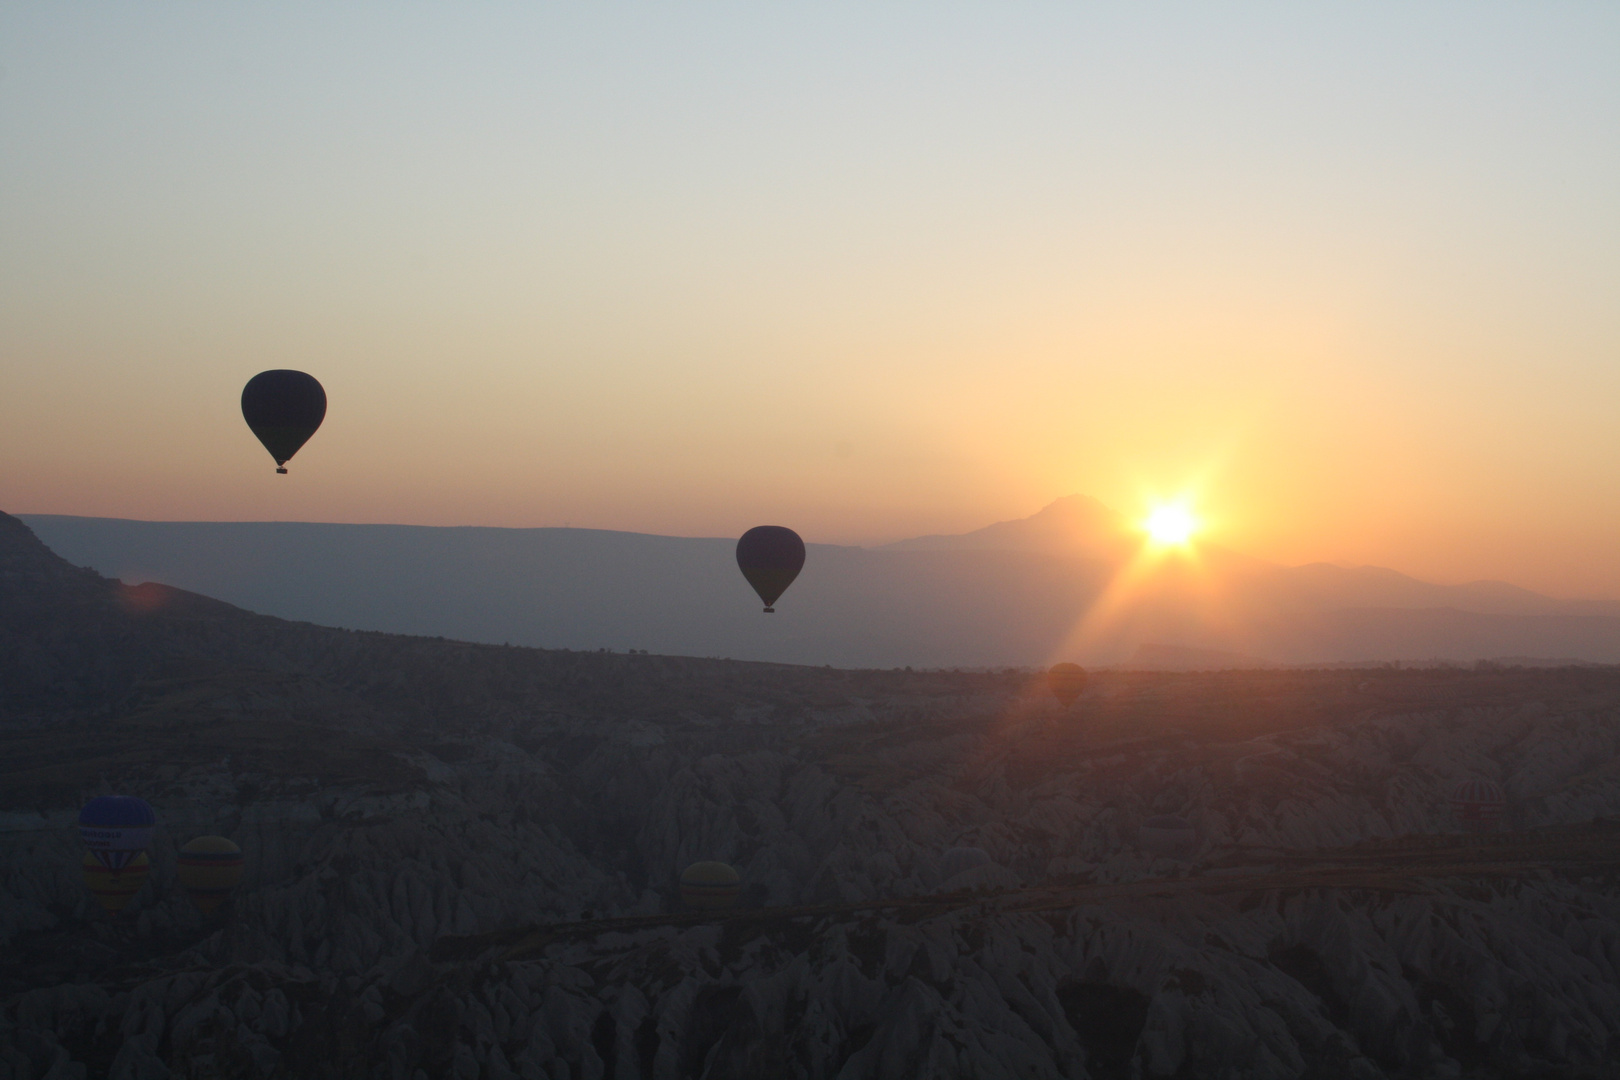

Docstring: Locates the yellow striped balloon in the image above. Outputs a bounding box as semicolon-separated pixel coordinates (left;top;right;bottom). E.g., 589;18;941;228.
679;861;742;910
177;836;244;913
82;851;149;913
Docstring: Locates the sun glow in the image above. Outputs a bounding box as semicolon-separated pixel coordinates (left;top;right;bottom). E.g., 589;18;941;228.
1144;504;1199;546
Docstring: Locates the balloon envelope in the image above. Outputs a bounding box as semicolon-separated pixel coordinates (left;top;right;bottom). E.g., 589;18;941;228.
1449;779;1505;833
241;370;326;471
735;526;805;612
78;796;156;871
82;851;149;913
1138;815;1198;859
178;836;244;913
1047;663;1088;707
679;861;742;910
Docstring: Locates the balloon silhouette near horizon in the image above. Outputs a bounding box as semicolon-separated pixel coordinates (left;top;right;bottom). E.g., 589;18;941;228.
241;370;326;474
679;861;742;910
735;526;805;613
177;836;244;913
1450;778;1505;833
1047;663;1088;708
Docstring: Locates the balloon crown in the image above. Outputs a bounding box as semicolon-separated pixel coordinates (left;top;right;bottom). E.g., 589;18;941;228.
78;796;156;828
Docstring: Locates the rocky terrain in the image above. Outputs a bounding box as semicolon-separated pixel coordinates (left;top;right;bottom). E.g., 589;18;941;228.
3;508;1620;1078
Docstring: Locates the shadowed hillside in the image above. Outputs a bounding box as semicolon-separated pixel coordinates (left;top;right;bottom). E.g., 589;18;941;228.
4;509;1620;1078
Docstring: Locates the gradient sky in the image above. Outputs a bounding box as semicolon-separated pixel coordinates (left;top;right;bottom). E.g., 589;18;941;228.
3;4;1619;596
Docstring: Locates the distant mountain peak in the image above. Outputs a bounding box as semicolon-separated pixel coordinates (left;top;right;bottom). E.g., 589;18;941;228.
882;495;1134;557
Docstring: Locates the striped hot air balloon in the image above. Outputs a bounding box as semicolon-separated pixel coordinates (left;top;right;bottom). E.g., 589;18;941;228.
1047;663;1088;707
82;851;149;913
1449;778;1505;833
679;861;742;910
78;796;156;871
177;836;244;913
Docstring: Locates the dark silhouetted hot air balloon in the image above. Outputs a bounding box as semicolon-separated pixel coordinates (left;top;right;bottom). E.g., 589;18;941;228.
1047;663;1088;707
177;836;244;913
82;851;149;913
679;861;741;910
1138;816;1198;860
735;526;805;612
241;370;326;473
1450;778;1505;833
940;846;991;881
78;796;156;871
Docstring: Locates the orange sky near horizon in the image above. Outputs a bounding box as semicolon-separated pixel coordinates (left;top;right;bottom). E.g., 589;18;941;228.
3;6;1619;598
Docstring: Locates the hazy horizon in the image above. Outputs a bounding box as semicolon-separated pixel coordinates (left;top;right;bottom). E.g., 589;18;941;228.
5;5;1620;598
22;501;1620;670
13;494;1620;602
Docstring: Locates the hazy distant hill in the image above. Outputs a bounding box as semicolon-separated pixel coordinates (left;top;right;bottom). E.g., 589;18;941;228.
1117;643;1277;670
22;497;1620;667
885;496;1620;618
881;494;1139;560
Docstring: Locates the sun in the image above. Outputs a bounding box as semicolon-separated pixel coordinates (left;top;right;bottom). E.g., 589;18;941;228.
1143;504;1198;546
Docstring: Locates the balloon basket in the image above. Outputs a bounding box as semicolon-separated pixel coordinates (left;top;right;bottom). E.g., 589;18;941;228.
276;467;288;474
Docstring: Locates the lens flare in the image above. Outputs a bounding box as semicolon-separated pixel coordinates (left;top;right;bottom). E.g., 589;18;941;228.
1144;505;1197;546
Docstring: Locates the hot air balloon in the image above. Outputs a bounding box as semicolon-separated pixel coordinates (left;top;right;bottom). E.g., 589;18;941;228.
1450;778;1505;833
679;861;741;910
177;836;244;913
939;846;991;881
735;526;805;613
78;796;156;871
1048;663;1088;708
82;851;149;913
1138;816;1198;860
241;370;326;473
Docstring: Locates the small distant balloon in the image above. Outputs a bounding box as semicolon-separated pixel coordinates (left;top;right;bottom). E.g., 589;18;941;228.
1449;778;1505;833
679;861;742;910
82;851;149;913
241;370;326;474
735;526;805;613
177;836;244;913
78;796;156;871
1138;816;1198;860
1047;663;1088;707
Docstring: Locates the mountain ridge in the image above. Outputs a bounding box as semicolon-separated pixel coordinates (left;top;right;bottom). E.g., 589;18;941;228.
18;499;1620;667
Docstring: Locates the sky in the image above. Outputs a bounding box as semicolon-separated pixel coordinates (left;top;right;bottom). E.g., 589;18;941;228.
2;4;1619;596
